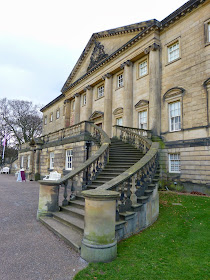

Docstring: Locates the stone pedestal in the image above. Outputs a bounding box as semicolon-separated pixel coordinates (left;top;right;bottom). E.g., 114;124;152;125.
103;74;113;137
121;60;133;127
81;189;119;263
37;182;59;219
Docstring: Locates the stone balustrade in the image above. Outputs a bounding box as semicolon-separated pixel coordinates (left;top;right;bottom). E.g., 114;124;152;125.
37;122;111;218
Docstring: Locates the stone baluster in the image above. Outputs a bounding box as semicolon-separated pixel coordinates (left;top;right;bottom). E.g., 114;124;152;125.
125;179;132;211
131;174;137;205
62;181;68;206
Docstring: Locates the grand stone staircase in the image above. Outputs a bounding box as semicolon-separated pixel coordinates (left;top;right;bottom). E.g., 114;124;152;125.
39;138;159;252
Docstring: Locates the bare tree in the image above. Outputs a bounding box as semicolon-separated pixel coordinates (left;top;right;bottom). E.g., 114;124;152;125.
0;98;43;146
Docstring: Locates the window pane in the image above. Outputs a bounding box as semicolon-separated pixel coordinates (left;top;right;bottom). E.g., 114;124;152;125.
169;154;180;172
139;60;147;76
139;111;147;129
169;101;181;131
66;149;73;170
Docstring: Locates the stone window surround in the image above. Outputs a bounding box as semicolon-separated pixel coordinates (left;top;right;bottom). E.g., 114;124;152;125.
65;149;73;170
56;108;60;119
137;56;149;79
50;112;53;122
27;154;30;169
20;155;24;168
95;82;105;100
168;153;181;173
134;100;149;129
44;115;47;125
165;36;181;66
204;19;210;46
50;152;54;170
113;107;123;125
163;87;185;133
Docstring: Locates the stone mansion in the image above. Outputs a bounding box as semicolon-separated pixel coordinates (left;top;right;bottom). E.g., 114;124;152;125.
18;0;210;192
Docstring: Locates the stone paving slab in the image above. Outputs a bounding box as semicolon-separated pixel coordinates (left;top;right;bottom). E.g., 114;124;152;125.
0;174;87;280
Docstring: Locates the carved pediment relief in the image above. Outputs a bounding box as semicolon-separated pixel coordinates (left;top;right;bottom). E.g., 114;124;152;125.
87;41;108;71
89;111;104;121
134;100;149;109
113;107;123;115
163;87;185;101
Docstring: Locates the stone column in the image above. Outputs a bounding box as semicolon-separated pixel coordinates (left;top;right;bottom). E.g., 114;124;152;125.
74;93;80;124
37;182;59;219
81;189;119;263
64;99;71;128
121;60;133;127
35;145;41;178
103;73;113;137
145;43;161;135
84;85;93;121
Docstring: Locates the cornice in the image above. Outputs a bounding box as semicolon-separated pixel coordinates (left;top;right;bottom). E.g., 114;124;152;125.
160;0;207;30
61;20;159;93
40;93;65;112
62;22;160;94
61;0;207;95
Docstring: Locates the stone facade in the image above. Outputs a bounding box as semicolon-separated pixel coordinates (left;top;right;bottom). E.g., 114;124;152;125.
18;0;210;190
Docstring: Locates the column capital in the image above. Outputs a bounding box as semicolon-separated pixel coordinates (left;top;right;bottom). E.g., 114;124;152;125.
120;60;133;69
144;43;160;54
102;73;112;80
84;85;92;92
64;99;71;104
74;93;80;98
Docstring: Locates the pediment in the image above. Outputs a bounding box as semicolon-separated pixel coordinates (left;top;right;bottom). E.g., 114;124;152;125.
89;111;104;121
113;107;123;115
134;100;149;109
163;87;185;101
61;20;157;93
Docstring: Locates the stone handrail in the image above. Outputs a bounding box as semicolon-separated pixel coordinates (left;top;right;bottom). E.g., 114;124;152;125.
38;121;111;213
96;125;159;217
41;121;90;144
113;125;152;139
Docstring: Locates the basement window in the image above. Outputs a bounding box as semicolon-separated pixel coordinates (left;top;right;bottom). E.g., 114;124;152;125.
169;153;180;173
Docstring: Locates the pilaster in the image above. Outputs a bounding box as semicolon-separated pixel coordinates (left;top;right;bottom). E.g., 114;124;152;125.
64;99;71;128
121;60;133;127
145;43;161;135
103;73;113;137
84;85;93;121
74;93;80;124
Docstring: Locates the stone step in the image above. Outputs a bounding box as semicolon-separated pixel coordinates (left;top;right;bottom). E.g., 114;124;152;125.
107;159;139;164
91;180;109;185
109;155;142;160
69;199;85;209
61;205;85;219
137;196;149;204
148;183;156;190
53;212;84;233
144;189;153;196
39;217;82;252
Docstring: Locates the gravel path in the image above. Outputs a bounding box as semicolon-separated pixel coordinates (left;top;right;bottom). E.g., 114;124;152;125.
0;174;87;280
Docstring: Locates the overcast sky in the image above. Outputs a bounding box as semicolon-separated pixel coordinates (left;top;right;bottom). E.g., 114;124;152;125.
0;0;187;107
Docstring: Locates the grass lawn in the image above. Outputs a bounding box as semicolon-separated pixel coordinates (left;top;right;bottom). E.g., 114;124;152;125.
74;192;210;280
